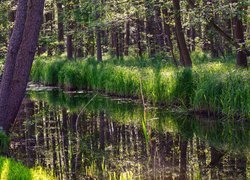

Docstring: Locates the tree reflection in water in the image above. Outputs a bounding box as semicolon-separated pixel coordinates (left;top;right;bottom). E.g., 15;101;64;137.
9;90;250;179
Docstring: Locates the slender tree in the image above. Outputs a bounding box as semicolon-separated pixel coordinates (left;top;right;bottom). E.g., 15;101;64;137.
173;0;192;66
57;0;65;54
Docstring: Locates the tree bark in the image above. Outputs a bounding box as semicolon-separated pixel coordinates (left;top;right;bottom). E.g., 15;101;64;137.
0;0;29;131
154;0;164;52
173;0;192;67
136;14;143;57
145;0;156;57
232;3;248;67
0;0;45;132
57;0;64;54
96;28;102;62
124;21;130;56
95;0;102;62
162;8;178;66
67;34;73;59
66;0;74;59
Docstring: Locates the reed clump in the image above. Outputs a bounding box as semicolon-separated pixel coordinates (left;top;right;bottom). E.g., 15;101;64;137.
31;57;250;119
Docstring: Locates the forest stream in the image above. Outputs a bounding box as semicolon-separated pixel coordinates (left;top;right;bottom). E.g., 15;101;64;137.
8;89;250;179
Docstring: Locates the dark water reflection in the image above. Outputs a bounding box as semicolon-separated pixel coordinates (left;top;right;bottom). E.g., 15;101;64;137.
9;90;250;179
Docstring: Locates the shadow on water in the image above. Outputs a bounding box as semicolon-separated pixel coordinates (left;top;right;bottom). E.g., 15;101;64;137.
8;90;250;179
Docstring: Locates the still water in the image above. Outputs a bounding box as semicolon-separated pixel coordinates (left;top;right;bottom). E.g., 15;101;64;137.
9;90;250;179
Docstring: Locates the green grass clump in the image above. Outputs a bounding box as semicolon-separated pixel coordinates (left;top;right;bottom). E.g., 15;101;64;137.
31;57;66;85
0;156;55;180
192;64;250;118
30;56;250;119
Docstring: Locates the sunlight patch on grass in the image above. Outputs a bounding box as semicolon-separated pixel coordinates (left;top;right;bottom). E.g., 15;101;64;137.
0;156;55;180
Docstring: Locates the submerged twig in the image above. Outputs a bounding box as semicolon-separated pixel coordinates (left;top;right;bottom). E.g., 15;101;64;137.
76;94;98;132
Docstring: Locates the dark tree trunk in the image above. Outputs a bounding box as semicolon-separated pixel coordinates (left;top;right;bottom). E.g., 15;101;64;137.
154;0;164;52
0;0;45;132
145;0;156;57
96;28;102;62
57;0;64;54
162;8;178;66
45;10;53;56
118;30;124;58
66;0;74;60
136;15;143;57
124;21;130;56
67;35;73;59
115;31;119;58
95;0;102;62
233;6;248;67
173;0;192;67
176;32;185;66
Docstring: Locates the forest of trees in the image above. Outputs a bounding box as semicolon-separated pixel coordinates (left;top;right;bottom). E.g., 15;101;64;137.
0;0;249;131
0;0;249;67
0;1;249;179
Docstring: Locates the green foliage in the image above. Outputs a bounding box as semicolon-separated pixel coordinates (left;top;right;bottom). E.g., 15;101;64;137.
31;57;66;85
0;1;9;58
0;156;55;179
31;57;250;118
173;68;194;106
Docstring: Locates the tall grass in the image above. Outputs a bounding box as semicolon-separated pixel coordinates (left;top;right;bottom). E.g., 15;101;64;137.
0;156;55;179
30;56;250;119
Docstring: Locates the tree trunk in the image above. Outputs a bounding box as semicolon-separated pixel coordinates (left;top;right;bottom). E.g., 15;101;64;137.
162;8;178;66
45;10;53;56
67;35;73;59
57;0;64;54
0;0;45;132
96;28;102;62
124;21;130;56
154;0;164;52
173;0;192;67
233;5;248;67
95;0;102;62
136;15;143;57
145;0;156;57
0;0;29;131
66;0;74;60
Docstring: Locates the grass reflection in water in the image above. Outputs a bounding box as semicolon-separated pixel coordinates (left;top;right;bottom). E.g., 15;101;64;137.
9;90;250;179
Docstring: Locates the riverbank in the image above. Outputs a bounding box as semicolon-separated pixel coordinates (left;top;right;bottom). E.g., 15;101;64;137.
31;56;249;119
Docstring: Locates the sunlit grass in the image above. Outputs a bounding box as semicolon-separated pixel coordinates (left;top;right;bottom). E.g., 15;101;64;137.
31;56;250;119
0;156;55;180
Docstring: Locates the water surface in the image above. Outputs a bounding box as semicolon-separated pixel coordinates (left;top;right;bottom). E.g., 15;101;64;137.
10;90;250;179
